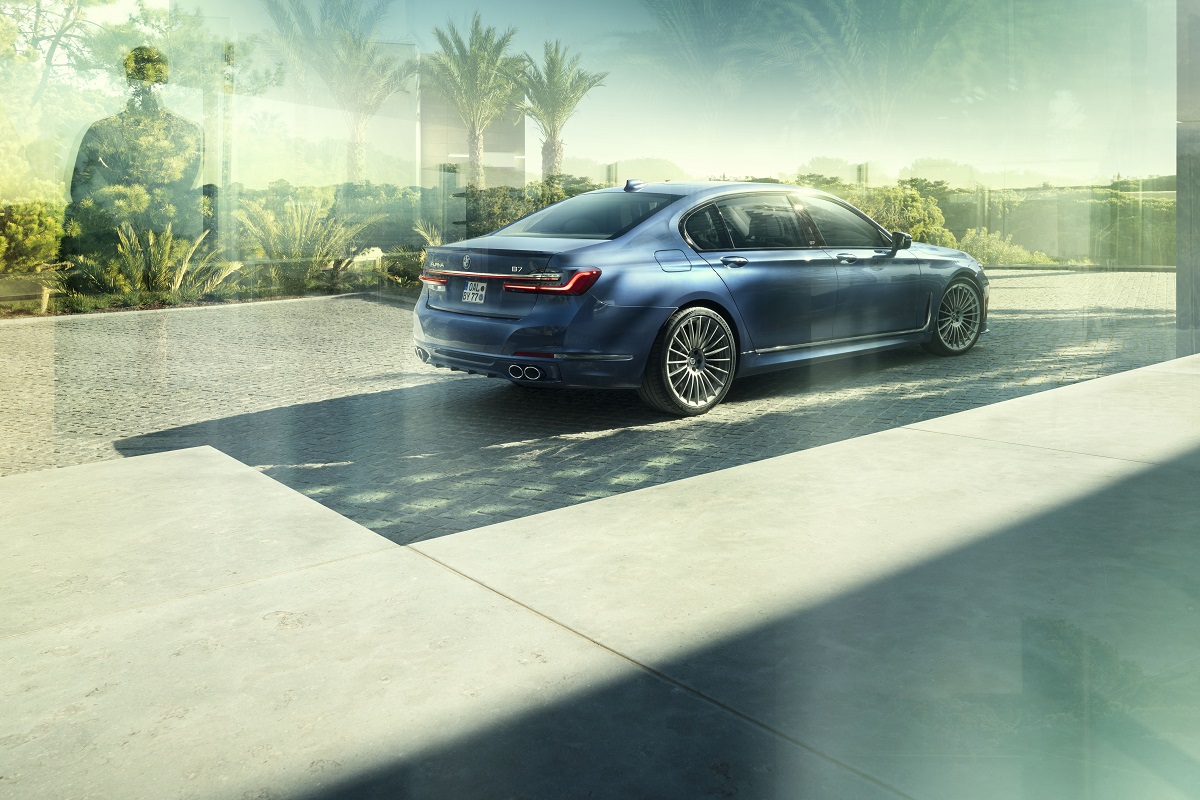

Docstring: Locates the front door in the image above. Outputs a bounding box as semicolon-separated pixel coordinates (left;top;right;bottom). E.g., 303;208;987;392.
798;195;926;338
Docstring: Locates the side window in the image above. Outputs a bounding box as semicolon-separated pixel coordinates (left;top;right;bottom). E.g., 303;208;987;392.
714;194;812;249
683;204;733;251
799;196;888;248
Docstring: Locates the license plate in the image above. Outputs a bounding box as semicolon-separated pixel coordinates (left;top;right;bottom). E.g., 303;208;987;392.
462;280;487;304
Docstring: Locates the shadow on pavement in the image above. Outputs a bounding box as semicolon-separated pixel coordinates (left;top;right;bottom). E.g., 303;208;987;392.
116;298;1177;546
285;445;1200;800
115;346;993;544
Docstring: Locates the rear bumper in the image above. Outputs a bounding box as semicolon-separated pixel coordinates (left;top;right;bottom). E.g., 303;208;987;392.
413;342;643;387
413;294;670;388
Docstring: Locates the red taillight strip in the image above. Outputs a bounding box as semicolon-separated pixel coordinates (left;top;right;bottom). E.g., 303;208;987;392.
425;268;561;281
418;274;447;285
504;269;601;295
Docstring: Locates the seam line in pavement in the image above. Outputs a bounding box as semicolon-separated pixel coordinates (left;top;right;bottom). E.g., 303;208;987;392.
898;425;1200;470
0;544;399;642
407;545;924;800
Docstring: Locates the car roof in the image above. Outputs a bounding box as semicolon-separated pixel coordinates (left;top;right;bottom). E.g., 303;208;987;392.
588;181;836;204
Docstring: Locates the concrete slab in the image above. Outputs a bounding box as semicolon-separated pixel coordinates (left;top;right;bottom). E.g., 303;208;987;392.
906;357;1200;468
414;362;1200;799
1146;352;1200;375
2;448;896;799
0;447;394;638
4;546;901;800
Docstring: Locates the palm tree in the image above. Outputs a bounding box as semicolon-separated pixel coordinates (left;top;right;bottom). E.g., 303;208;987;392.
758;0;980;142
519;41;607;184
422;13;525;189
262;0;414;183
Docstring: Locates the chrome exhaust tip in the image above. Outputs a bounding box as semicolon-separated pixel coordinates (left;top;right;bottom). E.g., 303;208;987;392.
507;364;525;379
414;347;430;363
522;366;542;381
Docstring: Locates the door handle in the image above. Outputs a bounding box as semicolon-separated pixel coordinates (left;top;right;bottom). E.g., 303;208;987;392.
836;253;858;264
720;256;748;268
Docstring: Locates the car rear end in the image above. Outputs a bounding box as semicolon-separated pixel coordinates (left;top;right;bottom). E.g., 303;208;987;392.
412;188;688;388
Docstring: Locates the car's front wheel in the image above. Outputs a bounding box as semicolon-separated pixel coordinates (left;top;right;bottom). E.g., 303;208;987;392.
923;278;983;356
638;307;736;416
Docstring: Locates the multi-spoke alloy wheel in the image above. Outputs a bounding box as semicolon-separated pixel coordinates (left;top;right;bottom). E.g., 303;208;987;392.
923;278;983;356
638;307;736;416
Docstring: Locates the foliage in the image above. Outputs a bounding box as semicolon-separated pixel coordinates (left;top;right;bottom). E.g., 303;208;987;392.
461;176;604;239
632;0;770;100
383;219;442;286
518;40;607;182
261;0;413;183
760;0;978;139
237;199;380;294
0;201;64;274
60;224;240;296
959;228;1055;265
423;13;524;188
793;173;855;196
845;185;958;248
0;0;115;107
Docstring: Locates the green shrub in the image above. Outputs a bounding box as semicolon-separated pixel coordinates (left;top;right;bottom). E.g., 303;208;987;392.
959;228;1055;265
237;199;379;294
845;185;958;248
0;201;65;274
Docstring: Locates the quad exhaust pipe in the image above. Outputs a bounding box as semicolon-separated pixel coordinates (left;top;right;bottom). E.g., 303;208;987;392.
507;364;542;381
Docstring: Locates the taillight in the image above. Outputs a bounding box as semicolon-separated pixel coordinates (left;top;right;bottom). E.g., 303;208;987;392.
503;269;601;296
418;274;447;285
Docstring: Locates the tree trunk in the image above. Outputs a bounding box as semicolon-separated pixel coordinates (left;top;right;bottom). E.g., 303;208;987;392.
347;121;367;184
541;137;563;185
467;125;485;189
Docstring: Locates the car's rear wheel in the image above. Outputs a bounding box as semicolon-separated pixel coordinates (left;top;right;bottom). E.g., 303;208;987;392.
638;307;736;416
923;278;983;356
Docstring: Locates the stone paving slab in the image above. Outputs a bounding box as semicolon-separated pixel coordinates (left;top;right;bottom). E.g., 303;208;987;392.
1;446;901;800
0;447;393;638
413;356;1200;800
0;272;1180;545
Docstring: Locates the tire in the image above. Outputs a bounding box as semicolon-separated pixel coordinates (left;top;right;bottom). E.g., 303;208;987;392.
638;307;737;416
923;278;983;356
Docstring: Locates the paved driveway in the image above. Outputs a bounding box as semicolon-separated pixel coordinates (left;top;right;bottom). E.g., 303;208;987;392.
0;270;1177;543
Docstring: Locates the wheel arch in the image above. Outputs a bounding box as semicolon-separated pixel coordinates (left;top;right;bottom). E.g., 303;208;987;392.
672;298;743;360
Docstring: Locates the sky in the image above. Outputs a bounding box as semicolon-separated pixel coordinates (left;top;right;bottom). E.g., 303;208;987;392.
178;0;1176;188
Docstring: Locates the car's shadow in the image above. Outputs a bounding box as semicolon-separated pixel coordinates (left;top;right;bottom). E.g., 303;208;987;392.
112;297;1171;546
116;304;1176;544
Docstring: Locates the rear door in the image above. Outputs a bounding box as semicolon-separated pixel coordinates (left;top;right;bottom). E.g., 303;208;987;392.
687;193;839;351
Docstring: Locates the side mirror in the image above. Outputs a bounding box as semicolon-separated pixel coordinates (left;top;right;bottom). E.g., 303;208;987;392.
890;231;912;253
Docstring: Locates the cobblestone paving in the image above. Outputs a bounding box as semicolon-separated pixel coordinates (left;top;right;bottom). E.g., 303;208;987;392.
0;271;1178;544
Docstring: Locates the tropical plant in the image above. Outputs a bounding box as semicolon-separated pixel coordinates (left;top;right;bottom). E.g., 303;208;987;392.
237;199;379;294
633;0;770;101
384;219;442;286
61;224;240;296
518;41;607;184
261;0;414;183
423;13;525;188
759;0;980;141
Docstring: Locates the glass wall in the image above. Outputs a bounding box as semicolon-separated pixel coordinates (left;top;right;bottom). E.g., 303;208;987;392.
0;0;1178;311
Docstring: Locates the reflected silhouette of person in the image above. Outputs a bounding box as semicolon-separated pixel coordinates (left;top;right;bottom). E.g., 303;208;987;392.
63;46;204;257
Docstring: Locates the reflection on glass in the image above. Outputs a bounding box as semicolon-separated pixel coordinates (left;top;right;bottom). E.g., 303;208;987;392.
64;46;203;260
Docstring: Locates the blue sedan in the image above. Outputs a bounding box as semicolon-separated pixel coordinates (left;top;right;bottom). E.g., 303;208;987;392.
413;181;989;416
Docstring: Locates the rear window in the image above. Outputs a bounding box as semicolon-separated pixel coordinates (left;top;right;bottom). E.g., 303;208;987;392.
495;192;681;239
